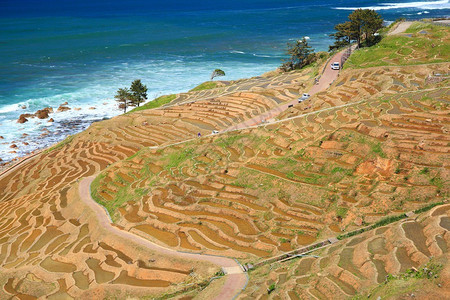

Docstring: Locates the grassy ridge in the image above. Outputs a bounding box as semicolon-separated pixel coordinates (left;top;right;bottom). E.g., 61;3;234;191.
345;22;449;69
189;81;219;92
128;94;176;113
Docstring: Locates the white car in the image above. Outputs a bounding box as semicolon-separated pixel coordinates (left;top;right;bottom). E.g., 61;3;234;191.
298;93;310;103
331;62;340;70
212;130;219;134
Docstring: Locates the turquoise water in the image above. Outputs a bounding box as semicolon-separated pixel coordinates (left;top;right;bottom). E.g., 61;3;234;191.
0;0;449;161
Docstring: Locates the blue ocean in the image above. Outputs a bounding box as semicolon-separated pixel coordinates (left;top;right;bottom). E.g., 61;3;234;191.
0;0;449;162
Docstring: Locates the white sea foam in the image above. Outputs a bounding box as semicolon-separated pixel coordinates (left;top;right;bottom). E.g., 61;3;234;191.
252;54;272;58
335;0;450;11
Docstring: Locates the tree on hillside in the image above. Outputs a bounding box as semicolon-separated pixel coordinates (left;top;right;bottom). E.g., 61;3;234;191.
329;21;357;51
211;69;225;81
330;9;383;50
280;38;316;72
349;9;383;47
130;79;148;107
115;87;132;113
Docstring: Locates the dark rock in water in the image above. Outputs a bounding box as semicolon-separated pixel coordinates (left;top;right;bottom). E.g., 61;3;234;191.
61;101;68;105
102;117;110;121
17;115;29;123
21;105;27;109
89;107;96;110
0;136;3;139
48;118;54;122
35;108;51;119
57;105;71;112
23;142;29;146
10;144;18;148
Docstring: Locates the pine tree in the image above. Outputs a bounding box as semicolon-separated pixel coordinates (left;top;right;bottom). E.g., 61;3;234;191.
114;87;132;113
130;79;148;107
211;69;225;81
281;38;315;71
330;9;383;50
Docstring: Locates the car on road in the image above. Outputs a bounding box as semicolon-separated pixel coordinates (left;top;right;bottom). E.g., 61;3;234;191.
298;93;310;103
212;130;219;134
331;62;340;70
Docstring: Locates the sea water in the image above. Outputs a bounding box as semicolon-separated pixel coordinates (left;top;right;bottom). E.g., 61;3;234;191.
0;0;449;162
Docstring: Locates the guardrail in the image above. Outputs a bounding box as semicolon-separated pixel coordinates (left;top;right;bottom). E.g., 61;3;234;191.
340;44;358;68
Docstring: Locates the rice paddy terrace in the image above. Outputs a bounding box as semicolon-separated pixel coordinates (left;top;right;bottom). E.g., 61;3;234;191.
92;78;449;260
0;58;320;299
240;204;450;299
0;21;448;299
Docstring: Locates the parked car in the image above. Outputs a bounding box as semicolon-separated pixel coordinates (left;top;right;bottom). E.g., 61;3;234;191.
298;93;310;103
331;62;340;70
212;130;219;134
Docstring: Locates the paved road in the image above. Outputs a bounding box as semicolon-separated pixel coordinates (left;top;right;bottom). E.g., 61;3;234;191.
78;176;247;300
225;48;347;131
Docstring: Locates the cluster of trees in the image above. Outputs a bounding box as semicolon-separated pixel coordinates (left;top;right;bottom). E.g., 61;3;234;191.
280;37;316;72
280;9;383;72
114;79;148;113
329;9;383;51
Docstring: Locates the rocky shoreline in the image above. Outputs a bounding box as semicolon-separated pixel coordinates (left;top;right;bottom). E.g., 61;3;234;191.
0;101;108;168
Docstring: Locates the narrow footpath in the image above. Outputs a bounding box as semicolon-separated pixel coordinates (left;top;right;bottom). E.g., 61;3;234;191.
79;176;247;300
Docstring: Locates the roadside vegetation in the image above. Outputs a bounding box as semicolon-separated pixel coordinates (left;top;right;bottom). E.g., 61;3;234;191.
329;8;383;51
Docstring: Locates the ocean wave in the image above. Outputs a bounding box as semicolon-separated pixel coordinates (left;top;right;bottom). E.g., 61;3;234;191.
230;50;246;54
252;54;272;58
335;0;450;11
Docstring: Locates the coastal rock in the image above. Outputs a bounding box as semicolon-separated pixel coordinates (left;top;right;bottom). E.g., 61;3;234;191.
61;101;68;105
74;107;81;111
22;133;28;137
89;107;96;110
35;108;51;119
21;105;27;109
10;144;18;148
0;136;3;139
48;118;54;122
57;105;71;112
17;114;29;123
23;142;29;146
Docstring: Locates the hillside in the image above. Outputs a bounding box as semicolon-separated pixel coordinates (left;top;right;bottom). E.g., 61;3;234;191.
0;21;448;299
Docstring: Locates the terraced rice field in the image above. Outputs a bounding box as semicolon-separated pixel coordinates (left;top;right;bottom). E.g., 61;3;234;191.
0;22;448;299
92;63;449;261
0;66;318;298
239;204;450;299
279;63;449;120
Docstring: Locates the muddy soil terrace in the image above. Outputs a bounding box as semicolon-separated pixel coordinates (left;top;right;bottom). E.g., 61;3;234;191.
0;22;449;299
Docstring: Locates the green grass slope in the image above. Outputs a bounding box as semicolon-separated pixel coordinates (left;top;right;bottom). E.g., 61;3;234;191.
345;22;449;69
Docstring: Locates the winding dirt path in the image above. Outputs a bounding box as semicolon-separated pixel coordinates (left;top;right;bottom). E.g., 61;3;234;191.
78;176;247;300
225;48;347;131
389;21;413;35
